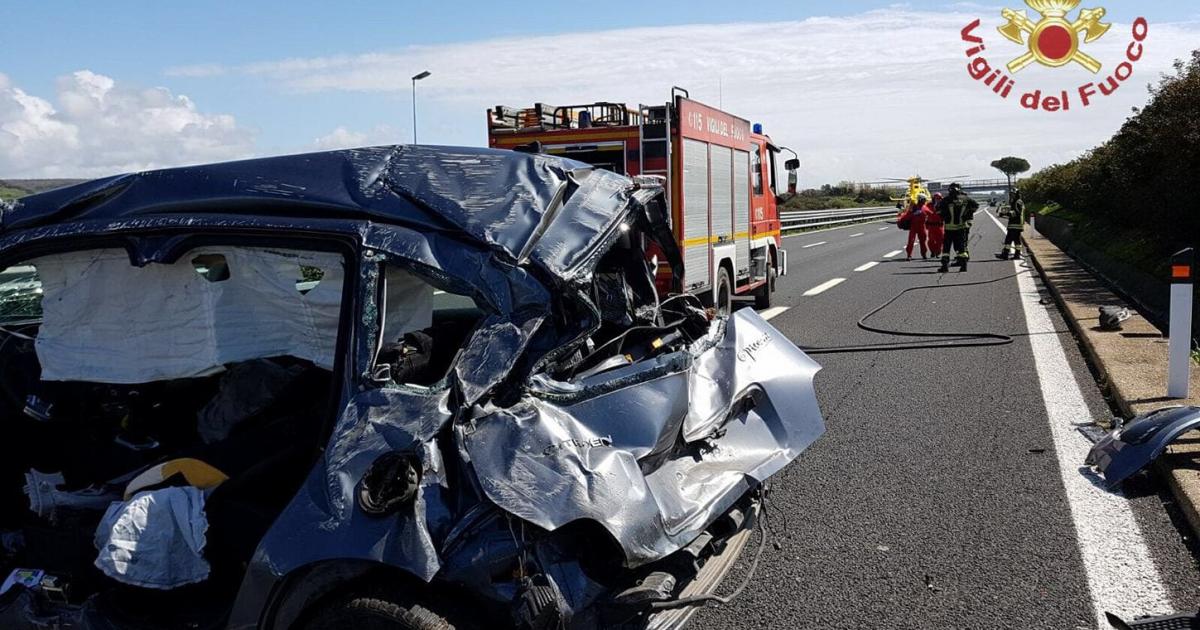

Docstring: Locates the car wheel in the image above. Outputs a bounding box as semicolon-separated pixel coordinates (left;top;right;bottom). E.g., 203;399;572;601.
754;261;775;310
303;595;456;630
715;267;733;318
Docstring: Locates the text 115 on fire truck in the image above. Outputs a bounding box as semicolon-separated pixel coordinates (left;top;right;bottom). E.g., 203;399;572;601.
487;86;799;314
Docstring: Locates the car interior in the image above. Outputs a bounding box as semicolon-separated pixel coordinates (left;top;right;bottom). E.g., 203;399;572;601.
0;245;483;627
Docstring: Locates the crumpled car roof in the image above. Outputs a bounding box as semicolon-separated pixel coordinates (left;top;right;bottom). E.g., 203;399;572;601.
0;145;633;279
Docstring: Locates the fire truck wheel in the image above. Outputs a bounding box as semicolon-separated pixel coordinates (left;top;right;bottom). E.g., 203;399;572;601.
715;267;733;318
754;262;775;310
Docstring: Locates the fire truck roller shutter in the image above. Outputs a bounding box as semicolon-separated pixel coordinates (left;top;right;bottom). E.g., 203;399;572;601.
682;138;711;291
733;149;751;279
710;145;734;293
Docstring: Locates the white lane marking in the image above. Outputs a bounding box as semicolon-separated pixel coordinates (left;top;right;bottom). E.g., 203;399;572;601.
854;262;879;272
802;241;827;249
879;227;889;231
1016;258;1171;625
983;208;1007;233
802;278;845;296
759;306;790;321
883;250;903;259
849;232;865;238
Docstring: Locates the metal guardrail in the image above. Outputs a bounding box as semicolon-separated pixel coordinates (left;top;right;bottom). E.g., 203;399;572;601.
780;206;896;231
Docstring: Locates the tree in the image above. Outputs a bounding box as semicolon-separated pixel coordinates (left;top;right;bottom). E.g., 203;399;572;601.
991;156;1031;194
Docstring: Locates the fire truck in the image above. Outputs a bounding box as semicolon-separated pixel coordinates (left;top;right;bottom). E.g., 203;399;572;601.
487;87;796;313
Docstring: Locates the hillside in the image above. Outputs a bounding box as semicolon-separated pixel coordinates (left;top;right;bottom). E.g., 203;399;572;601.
0;179;88;200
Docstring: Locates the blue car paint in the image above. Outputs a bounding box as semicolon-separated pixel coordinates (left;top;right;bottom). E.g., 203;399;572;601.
1086;406;1200;488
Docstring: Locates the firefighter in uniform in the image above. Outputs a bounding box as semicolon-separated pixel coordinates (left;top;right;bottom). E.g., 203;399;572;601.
996;189;1028;260
937;183;979;273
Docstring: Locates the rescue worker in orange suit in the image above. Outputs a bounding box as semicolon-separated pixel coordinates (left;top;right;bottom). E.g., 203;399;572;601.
926;192;945;258
937;183;979;273
905;194;930;261
996;188;1028;260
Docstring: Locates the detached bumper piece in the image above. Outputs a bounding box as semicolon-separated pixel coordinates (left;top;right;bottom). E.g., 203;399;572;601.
1086;406;1200;488
1107;609;1200;629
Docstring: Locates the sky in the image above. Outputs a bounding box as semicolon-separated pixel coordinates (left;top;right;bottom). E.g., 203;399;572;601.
1;1;1198;185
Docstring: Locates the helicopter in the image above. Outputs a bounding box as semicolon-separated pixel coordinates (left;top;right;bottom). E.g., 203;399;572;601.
880;175;970;210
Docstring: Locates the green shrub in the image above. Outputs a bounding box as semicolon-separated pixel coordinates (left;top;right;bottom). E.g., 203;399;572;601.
1024;50;1200;251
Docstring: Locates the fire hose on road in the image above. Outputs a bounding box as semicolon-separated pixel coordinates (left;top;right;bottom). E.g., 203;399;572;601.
800;233;1032;355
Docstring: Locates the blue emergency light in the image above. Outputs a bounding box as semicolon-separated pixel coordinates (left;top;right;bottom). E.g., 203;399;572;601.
752;123;763;134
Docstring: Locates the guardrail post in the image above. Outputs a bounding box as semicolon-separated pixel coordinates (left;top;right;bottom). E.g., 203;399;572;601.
1168;247;1194;399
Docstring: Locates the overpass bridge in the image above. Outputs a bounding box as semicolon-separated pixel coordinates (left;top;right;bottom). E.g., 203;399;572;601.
925;178;1013;194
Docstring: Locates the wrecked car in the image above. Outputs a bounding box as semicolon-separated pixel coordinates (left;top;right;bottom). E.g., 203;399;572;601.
0;145;825;629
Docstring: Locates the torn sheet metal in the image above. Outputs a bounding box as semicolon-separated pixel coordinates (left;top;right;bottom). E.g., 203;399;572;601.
2;145;635;280
247;387;455;583
1087;406;1200;488
461;308;824;565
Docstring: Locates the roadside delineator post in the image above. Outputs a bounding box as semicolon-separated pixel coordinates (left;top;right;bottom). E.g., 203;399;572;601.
1168;247;1195;399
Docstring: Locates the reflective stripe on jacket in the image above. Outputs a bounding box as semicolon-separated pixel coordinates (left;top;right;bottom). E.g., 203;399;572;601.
1008;200;1028;231
938;194;979;231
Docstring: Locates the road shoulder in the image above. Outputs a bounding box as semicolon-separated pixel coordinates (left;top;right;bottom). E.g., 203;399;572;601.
1023;226;1200;537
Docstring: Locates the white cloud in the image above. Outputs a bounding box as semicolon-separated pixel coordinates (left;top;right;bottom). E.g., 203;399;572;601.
163;63;228;78
312;124;403;150
0;70;254;178
178;8;1200;185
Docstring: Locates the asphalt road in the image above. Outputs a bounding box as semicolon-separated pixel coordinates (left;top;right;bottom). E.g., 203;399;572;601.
692;214;1200;629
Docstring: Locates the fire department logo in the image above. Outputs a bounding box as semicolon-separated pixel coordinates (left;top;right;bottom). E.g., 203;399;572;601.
998;0;1112;73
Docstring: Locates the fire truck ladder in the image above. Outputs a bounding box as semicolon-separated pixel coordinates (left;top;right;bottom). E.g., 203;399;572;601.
638;102;673;214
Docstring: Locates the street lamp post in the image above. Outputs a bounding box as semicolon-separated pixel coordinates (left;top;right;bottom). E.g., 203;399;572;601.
411;70;431;144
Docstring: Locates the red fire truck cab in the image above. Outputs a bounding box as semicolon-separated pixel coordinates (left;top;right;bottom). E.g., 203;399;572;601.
487;87;791;312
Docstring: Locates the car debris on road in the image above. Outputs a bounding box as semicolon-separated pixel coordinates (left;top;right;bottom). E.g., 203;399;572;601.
1086;406;1200;489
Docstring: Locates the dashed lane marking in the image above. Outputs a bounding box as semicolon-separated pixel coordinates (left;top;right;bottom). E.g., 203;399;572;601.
802;241;827;249
999;208;1171;625
802;278;846;296
849;232;865;238
759;306;790;321
883;250;903;259
854;262;879;272
879;227;890;231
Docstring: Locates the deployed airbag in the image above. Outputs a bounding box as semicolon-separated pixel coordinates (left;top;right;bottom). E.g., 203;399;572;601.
93;487;210;590
32;247;345;383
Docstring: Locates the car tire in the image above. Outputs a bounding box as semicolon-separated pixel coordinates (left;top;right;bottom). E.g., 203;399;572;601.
754;261;775;310
303;595;456;630
715;266;733;318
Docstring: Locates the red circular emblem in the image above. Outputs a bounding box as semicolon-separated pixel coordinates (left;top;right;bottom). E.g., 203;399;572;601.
1036;24;1074;60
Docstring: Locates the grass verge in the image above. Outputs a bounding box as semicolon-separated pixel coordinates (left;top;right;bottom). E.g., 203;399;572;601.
1032;202;1169;278
0;186;28;201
